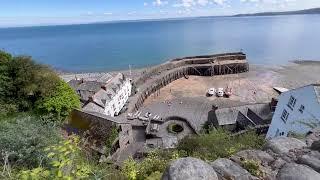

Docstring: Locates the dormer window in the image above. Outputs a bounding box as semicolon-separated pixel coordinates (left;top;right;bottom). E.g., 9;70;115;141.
287;96;296;110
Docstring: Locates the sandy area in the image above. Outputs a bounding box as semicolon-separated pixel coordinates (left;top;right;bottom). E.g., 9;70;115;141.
144;61;320;107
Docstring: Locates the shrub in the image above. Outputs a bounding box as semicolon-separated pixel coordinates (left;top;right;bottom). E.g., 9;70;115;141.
0;115;61;169
241;159;264;177
122;150;185;180
16;136;126;180
177;129;265;161
36;80;80;122
0;50;79;120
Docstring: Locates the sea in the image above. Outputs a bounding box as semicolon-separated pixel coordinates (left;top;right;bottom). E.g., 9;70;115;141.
1;15;320;72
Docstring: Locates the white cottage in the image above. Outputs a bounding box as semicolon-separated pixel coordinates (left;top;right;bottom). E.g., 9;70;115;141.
266;84;320;139
82;73;132;117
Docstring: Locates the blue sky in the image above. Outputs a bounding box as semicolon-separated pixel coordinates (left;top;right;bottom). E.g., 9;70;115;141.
1;0;320;27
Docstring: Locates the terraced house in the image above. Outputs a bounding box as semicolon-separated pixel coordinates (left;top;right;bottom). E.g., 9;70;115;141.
70;73;132;117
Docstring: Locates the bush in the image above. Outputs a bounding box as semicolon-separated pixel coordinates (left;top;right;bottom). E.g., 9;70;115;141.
17;136;126;180
177;129;265;161
0;115;62;169
35;80;80;122
122;150;184;180
0;50;80;120
241;159;264;177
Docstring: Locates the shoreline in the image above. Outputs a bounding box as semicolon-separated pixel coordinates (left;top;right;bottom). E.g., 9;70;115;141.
59;60;320;83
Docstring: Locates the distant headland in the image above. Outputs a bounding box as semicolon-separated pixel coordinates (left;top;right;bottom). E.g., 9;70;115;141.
234;7;320;17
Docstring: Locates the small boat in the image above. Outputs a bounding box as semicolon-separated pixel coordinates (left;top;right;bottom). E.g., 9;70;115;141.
224;87;232;98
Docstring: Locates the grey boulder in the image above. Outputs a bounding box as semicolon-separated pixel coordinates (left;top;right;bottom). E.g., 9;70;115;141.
297;151;320;173
311;140;320;152
276;163;320;180
230;150;275;166
264;137;306;154
210;158;254;180
162;157;218;180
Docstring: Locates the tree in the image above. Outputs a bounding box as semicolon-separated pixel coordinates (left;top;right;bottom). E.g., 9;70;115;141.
0;50;80;119
0;51;12;98
36;80;80;122
7;56;60;111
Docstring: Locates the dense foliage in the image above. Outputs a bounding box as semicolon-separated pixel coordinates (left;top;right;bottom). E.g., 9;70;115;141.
0;115;61;170
35;80;80;122
0;50;80;119
17;136;124;180
177;129;266;161
123;150;183;180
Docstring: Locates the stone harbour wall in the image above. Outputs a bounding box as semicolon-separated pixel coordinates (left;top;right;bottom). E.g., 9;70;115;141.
129;52;249;112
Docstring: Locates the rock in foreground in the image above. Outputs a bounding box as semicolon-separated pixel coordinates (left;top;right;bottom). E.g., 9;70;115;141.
210;158;254;180
162;157;218;180
276;163;320;180
264;137;306;154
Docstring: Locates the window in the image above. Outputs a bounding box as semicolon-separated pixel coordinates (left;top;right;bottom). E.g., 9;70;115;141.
299;105;305;113
281;109;289;123
287;96;296;110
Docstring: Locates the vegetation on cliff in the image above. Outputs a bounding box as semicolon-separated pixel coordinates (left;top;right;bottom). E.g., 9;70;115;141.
0;50;80;119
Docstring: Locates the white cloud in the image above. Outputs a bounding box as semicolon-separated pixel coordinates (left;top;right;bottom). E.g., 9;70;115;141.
144;2;148;6
153;0;168;6
103;12;113;15
127;11;137;15
173;0;227;8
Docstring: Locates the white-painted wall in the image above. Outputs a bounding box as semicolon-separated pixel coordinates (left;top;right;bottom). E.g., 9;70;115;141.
104;79;132;117
266;85;320;139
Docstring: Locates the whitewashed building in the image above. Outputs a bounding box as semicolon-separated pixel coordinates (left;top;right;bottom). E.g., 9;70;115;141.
266;84;320;139
82;73;132;117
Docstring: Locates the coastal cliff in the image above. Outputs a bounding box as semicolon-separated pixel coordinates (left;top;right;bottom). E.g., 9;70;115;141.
162;128;320;180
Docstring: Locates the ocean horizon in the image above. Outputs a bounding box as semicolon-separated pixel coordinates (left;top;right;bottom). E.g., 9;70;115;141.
1;14;320;72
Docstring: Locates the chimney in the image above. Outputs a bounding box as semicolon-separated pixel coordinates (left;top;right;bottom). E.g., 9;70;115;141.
88;96;94;102
101;85;106;91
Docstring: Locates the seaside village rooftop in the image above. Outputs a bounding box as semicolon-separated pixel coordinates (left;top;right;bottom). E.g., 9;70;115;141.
64;52;320;164
68;73;132;117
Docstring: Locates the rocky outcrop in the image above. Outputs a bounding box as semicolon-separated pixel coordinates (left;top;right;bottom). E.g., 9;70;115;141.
276;163;320;180
263;137;306;154
210;158;254;180
162;157;218;180
162;129;320;180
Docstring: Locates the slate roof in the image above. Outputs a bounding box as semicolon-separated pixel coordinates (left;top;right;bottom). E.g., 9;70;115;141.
77;81;104;92
214;103;271;126
68;79;82;90
82;102;105;114
82;73;127;113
